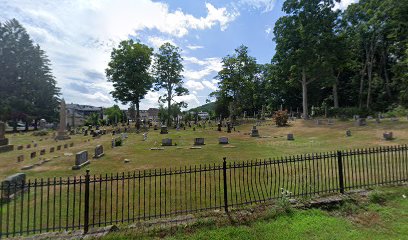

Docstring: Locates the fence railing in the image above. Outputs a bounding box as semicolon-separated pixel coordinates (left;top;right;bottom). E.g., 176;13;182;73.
1;144;407;238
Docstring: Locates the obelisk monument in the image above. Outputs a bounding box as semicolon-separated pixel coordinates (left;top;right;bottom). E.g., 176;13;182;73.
55;99;71;140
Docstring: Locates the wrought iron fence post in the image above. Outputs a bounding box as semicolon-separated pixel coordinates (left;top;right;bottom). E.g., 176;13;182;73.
84;169;90;234
223;157;228;213
337;151;345;194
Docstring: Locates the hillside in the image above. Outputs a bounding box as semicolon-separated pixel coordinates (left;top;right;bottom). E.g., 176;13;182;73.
188;102;215;113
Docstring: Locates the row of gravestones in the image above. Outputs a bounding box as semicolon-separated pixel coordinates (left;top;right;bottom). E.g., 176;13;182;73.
72;145;104;170
17;142;74;163
161;137;214;146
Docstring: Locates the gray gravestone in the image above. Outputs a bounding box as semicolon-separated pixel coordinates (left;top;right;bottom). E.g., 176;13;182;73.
17;145;23;150
162;138;173;146
17;155;24;162
383;132;393;140
57;145;61;151
0;122;14;153
346;129;352;137
72;150;89;170
50;147;55;153
160;125;168;134
55;99;71;140
250;126;259;137
219;137;229;144
355;118;367;126
287;133;294;140
94;145;104;158
1;173;26;201
30;152;36;159
40;149;46;155
194;138;205;145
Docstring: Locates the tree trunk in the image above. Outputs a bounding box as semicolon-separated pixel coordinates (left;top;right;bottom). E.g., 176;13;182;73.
358;61;367;109
135;101;140;130
366;59;373;109
25;120;29;132
301;68;308;119
333;72;340;108
167;89;171;126
382;49;391;98
34;119;38;131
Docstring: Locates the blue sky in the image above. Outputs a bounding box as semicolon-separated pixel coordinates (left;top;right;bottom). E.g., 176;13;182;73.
0;0;355;110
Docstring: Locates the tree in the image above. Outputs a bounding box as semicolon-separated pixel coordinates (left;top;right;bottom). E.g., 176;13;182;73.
104;105;123;124
106;39;153;129
153;43;188;125
273;0;338;119
0;19;60;128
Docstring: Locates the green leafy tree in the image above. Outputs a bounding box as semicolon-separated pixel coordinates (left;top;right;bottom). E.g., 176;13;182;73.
106;39;154;129
104;105;123;124
0;19;60;129
153;43;188;125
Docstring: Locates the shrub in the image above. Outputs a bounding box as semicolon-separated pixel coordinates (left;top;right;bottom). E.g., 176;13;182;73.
369;190;387;204
384;105;408;117
115;138;122;147
273;110;288;127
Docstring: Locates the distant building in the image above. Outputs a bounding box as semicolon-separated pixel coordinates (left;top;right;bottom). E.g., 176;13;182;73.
66;103;103;126
127;107;159;122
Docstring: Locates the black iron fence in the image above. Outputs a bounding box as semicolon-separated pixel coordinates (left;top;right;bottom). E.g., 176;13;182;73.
1;145;407;238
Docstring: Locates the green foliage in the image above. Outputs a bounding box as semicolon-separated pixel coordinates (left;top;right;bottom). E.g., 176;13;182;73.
85;113;101;126
114;137;122;147
104;105;123;124
369;190;387;204
106;39;153;127
153;43;188;125
328;107;374;118
32;130;48;136
384;105;408;117
273;110;289;127
0;19;60;123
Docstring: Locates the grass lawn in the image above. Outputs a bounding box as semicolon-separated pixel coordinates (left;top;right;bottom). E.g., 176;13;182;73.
1;118;408;180
102;185;408;240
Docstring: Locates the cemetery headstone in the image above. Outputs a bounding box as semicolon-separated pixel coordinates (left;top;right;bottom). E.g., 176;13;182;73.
287;133;294;141
50;147;55;153
1;173;26;201
72;150;89;170
219;137;229;144
17;155;24;162
391;117;399;122
94;145;104;158
194;138;205;145
64;144;68;149
162;138;173;146
328;119;334;125
17;145;23;150
250;126;260;137
143;133;148;141
26;144;31;149
33;143;37;148
383;132;393;140
55;99;71;140
355;118;367;126
30;151;36;159
160;125;168;134
84;130;88;136
57;145;61;151
0;122;14;153
346;130;352;137
40;149;46;155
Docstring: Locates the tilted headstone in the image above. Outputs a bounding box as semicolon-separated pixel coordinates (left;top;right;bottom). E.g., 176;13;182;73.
94;145;104;158
162;138;173;146
219;137;229;144
287;133;294;141
383;132;393;140
250;126;260;137
1;173;26;201
194;138;205;145
72;150;89;170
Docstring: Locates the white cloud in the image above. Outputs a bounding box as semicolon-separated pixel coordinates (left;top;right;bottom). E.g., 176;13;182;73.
333;0;359;11
147;36;176;49
186;45;204;50
202;80;218;91
183;57;222;81
265;27;272;35
174;94;201;109
238;0;276;12
0;0;238;108
185;80;205;90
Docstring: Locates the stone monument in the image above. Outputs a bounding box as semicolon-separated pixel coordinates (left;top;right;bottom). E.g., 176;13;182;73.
0;122;14;153
55;99;71;140
250;126;260;137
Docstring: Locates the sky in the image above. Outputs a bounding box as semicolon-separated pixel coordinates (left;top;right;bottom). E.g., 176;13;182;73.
0;0;356;110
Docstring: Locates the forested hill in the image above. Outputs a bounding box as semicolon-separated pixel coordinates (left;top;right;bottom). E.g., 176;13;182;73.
188;102;215;113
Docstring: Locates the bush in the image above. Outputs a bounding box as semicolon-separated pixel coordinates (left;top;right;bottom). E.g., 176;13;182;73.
384;105;408;117
328;107;374;118
32;130;48;136
369;190;387;204
115;138;122;147
273;110;288;127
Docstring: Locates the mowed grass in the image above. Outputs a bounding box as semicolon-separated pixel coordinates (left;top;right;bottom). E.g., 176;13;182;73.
102;185;408;240
1;118;408;180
